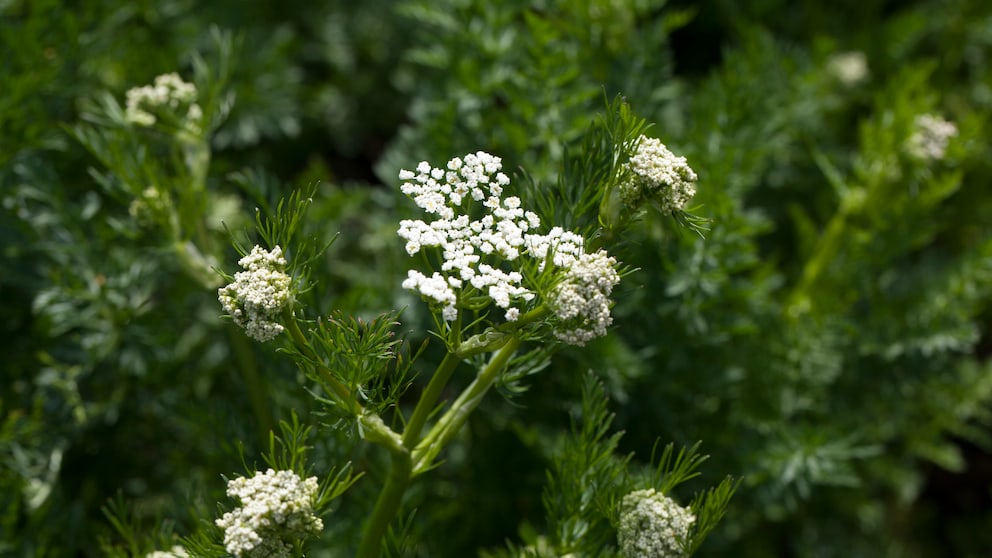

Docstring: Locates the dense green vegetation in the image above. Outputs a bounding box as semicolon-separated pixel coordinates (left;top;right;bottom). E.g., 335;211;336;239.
2;0;991;556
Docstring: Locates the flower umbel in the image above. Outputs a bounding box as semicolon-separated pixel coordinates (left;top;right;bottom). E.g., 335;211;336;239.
906;113;958;161
215;468;323;558
622;136;697;214
618;488;696;558
549;250;620;346
125;72;203;133
218;245;292;342
397;152;540;322
397;151;622;345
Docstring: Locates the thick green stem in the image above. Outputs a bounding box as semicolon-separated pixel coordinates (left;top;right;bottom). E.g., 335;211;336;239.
404;306;547;446
170;136;218;289
356;334;523;556
402;351;461;448
361;414;406;457
412;336;521;474
227;328;272;443
356;451;412;558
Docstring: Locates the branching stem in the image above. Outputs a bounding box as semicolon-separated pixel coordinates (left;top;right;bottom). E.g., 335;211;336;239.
403;351;461;448
412;336;522;475
356;450;412;558
356;333;522;556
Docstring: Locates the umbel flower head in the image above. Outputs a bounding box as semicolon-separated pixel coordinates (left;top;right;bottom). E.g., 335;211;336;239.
906;113;958;161
618;488;696;558
549;250;621;346
621;136;697;214
397;151;622;345
125;72;203;132
218;245;292;342
398;151;537;323
215;468;323;558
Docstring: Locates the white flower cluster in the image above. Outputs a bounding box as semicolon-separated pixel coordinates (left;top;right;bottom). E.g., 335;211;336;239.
621;136;697;214
827;51;869;86
398;152;536;322
215;468;323;558
125;72;203;129
145;546;188;558
397;151;620;343
217;245;292;342
618;489;696;558
906;113;958;161
549;250;620;346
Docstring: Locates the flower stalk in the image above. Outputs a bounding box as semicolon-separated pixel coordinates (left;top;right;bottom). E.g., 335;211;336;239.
412;335;521;475
355;334;522;556
356;451;412;558
402;351;462;448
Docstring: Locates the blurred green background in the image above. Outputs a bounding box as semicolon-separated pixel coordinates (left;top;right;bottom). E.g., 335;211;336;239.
2;0;991;556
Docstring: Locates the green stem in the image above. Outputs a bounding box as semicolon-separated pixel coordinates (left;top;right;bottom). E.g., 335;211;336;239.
403;305;548;447
361;414;407;457
786;209;848;317
453;306;548;359
356;451;412;558
412;336;521;475
504;305;550;330
356;334;523;556
594;183;627;250
402;351;461;448
227;328;273;443
284;309;410;558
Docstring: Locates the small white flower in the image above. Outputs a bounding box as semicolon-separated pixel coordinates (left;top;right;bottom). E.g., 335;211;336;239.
218;245;292;342
618;489;695;558
906;113;958;161
622;136;697;214
126;108;156;127
124;73;200;130
548;250;620;346
215;468;323;558
442;304;458;321
827;51;869;86
402;270;457;308
398;152;537;322
524;227;585;270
